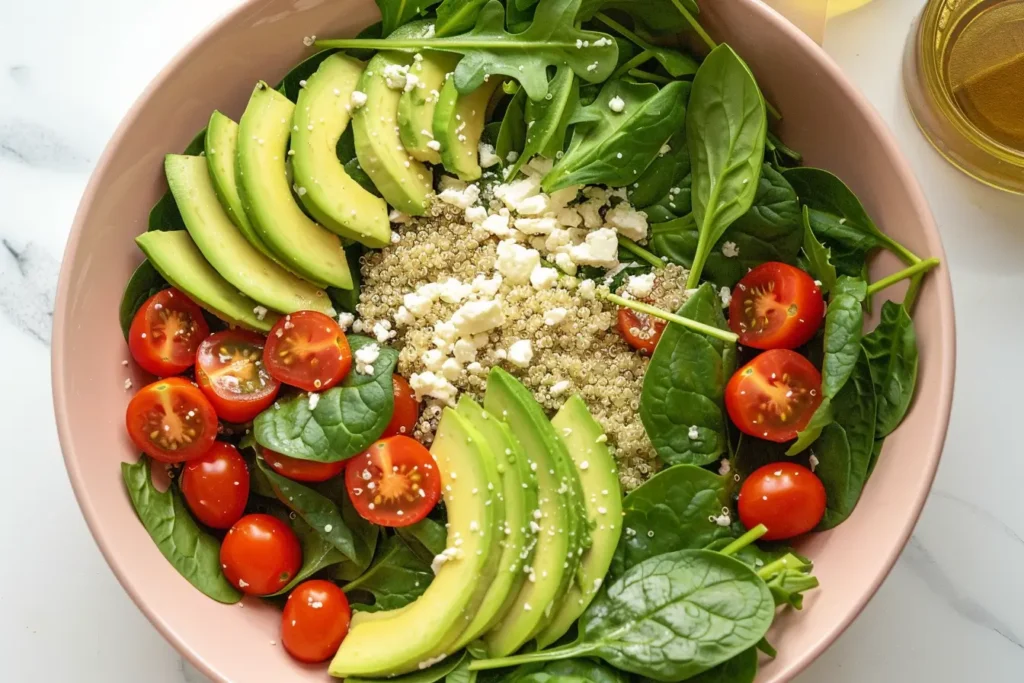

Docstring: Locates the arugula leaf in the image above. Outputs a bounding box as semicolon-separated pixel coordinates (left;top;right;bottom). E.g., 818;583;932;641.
344;533;434;611
685;44;767;288
610;465;733;581
495;88;527;167
319;0;618;101
270;515;347;596
543;79;690;191
681;647;757;683
121;457;241;604
577;0;700;34
253;336;398;462
862;301;919;438
801;205;837;295
506;67;578;179
118;260;168;340
639;284;732;466
594;13;699;78
375;0;443;37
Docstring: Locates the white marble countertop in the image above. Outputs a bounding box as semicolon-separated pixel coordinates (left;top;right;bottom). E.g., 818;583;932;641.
1;0;1022;680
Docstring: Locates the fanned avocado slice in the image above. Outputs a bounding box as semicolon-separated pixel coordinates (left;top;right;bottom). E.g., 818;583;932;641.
135;230;279;332
398;52;460;164
291;54;391;247
236;82;352;289
433;76;503;181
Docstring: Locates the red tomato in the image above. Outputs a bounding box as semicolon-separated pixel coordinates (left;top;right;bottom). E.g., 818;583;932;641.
128;288;210;376
381;375;420;438
125;377;218;463
725;349;823;443
262;448;345;483
345;436;441;527
281;580;352;663
195;330;280;423
180;442;250;529
263;311;352;392
220;514;302;596
617;307;666;355
729;262;825;350
739;462;826;540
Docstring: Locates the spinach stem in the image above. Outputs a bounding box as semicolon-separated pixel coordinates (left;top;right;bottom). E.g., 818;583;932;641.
618;235;666;269
865;258;940;297
629;69;673;85
878;234;922;266
717;525;768;557
468;643;595;671
603;293;739;344
613;52;655;80
757;554;803;581
903;272;924;311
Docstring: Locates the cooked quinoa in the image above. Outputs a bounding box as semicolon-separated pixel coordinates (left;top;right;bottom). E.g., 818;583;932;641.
355;204;690;490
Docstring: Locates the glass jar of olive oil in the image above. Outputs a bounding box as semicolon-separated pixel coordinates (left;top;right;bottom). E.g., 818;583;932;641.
904;0;1024;194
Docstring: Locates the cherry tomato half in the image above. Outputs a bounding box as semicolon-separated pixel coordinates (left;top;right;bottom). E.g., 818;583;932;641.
725;349;823;443
739;462;826;540
125;377;218;463
128;288;210;376
729;262;825;350
345;436;441;527
263;311;352;392
180;442;250;529
262;448;345;483
381;375;420;438
220;514;302;596
617;307;666;355
195;330;280;423
282;580;352;663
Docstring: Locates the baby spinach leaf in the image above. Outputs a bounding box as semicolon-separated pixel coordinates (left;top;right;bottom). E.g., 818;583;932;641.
766;130;802;168
831;351;876;492
506;67;578;179
319;0;618;101
375;0;443;37
685;44;767;288
681;647;757;683
821;276;866;399
121;457;241;604
319;474;381;580
344;533;434;611
866;437;885;479
499;659;629;683
270;515;347;596
628;130;690;210
610;465;733;581
640;284;731;466
862;301;919;438
801;205;837;295
347;652;468;683
397;516;449;562
812;423;854;530
444;654;477;683
253;335;398;462
147;128;207;231
785;396;833;456
118;260;168;339
328;244;365;315
495;88;527;166
543;79;690;191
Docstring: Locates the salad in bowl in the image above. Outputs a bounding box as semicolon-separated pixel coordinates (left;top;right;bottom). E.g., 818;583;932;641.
108;0;941;680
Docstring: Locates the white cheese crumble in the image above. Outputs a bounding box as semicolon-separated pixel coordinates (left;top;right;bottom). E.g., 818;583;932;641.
479;142;501;168
496;240;541;284
626;272;656;298
337;311;355;331
722;241;740;258
354;343;380;375
718;458;732;476
688;425;700;440
410;371;458;405
530;265;558;290
308;393;320;410
253;305;268;321
382;63;410;90
605;203;649;241
350;90;368;108
508;339;534;367
437;183;481;210
451;299;506;336
543;307;568;326
550;380;570;395
809;454;820;472
426;139;442;151
430;546;461;575
719;286;733;308
608;95;626;113
570;228;619;268
389;209;412;224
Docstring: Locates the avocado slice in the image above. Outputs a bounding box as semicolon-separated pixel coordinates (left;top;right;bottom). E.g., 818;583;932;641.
398;52;459;164
534;395;623;648
452;395;538;649
433;76;503;181
164;154;335;317
236;82;353;289
481;368;582;657
329;408;502;677
135;230;279;332
353;52;434;215
204;111;280;264
291;54;391;247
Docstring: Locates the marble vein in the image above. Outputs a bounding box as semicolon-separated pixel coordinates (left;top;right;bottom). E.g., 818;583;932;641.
0;238;58;345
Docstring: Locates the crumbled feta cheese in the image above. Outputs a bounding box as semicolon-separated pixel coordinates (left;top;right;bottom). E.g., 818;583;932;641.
626;272;656;298
438;175;467;192
608;96;626;113
530;265;559;290
403;282;441;317
451;299;506;336
544;307;568;326
465;205;488;224
410;371;458;405
426;140;442;151
711;510;731;527
382;63;410;90
554;252;577;275
809;454;820;472
479;142;501;168
403;71;420;92
393;306;414;326
688;425;700;440
494;176;542;212
453;339;477;364
124;378;132;390
421;349;445;372
438;277;472;304
430;546;461;574
433;320;458;346
570;228;619;268
508;340;534;367
722;241;740;258
337;311;355;330
718;459;732;476
719;286;732;307
350;90;368;108
514;216;559;235
418;654;448;671
389;209;411;224
252;305;268;321
578;279;597;300
480;212;512;237
308;393;320;410
437;183;481;209
550;380;571;395
555;207;583;229
659;143;671;156
605;203;649;241
355;343;380;375
514;194;551;216
372;319;394;343
441;357;462;381
576;197;606;229
496;240;541;284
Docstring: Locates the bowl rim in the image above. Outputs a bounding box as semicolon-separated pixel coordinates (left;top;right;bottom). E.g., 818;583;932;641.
51;1;956;681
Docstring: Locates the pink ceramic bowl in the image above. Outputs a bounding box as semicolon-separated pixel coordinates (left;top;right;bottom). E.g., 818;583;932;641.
52;0;956;681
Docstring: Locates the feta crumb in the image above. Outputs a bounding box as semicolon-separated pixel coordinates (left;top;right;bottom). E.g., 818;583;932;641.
418;654;448;671
426;139;442;152
719;286;732;307
389;209;412;224
393;306;414;326
722;241;740;258
403;71;420;92
481;211;512;237
809;454;820;472
437;183;481;210
530;265;558;290
479;142;501;168
308;393;320;410
570;228;619;268
608;95;626;113
718;459;732;476
626;272;656;298
355;343;380;375
465;205;488;224
410;371;458;405
337;312;355;330
382;63;410;90
421;349;445;372
494;176;542;212
578;279;597;300
554;252;577;275
496;240;541;284
508;340;534;367
659;143;671;156
253;305;268;321
688;425;700;440
124;378;132;390
372;320;394;343
430;546;461;575
452;299;506;336
550;380;570;395
350;90;368;108
543;307;568;326
514;216;559;235
605;203;649;241
441;358;462;381
453;338;477;364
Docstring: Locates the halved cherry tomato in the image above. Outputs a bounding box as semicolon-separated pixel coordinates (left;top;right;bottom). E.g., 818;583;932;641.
195;330;280;423
618;307;666;354
263;311;352;392
729;262;825;350
125;377;218;463
345;436;441;527
180;442;250;529
725;349;823;443
381;375;420;438
220;514;302;596
281;580;352;663
739;462;826;540
262;447;345;483
128;288;210;376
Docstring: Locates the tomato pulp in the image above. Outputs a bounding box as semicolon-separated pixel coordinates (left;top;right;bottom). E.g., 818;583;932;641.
725;349;824;443
345;436;441;527
195;330;280;423
729;262;824;350
128;288;209;376
125;377;218;463
263;311;352;392
617;307;666;354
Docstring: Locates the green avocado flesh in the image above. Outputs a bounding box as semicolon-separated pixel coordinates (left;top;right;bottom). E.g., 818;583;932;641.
164;154;334;316
329;409;502;677
353;53;434;215
398;52;460;164
535;395;623;648
236;82;352;289
452;395;539;649
433;76;502;181
291;54;391;248
482;368;582;657
135;230;278;332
